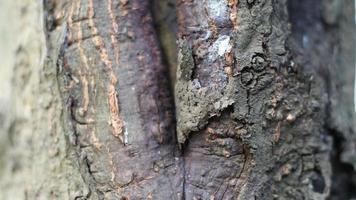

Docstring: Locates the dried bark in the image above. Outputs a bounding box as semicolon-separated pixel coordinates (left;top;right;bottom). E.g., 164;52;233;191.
175;0;332;198
46;0;182;198
0;0;355;200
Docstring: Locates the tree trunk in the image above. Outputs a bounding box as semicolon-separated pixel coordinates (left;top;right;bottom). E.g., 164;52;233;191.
0;0;355;199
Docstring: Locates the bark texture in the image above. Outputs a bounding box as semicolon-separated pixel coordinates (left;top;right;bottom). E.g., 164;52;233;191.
45;0;181;199
0;0;355;200
175;0;331;198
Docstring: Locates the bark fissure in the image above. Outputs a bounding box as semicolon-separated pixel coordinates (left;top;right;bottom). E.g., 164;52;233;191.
47;0;352;198
1;0;354;199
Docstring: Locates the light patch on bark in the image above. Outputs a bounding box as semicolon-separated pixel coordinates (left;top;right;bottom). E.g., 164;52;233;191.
108;85;124;141
206;0;228;19
228;0;238;30
87;0;124;141
107;0;120;65
123;121;128;144
209;35;232;59
217;35;232;56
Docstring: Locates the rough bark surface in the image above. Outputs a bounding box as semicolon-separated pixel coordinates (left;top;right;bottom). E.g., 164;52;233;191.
175;0;332;199
45;0;182;199
0;0;355;200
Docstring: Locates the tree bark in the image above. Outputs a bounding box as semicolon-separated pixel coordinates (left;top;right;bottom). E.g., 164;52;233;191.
0;0;355;200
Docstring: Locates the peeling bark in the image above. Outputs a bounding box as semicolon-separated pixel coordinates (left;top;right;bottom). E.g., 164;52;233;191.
175;0;333;199
0;0;355;199
46;0;182;199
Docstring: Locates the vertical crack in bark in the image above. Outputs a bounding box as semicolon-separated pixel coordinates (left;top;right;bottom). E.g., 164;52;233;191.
181;148;187;200
151;2;190;199
152;0;178;92
42;0;355;198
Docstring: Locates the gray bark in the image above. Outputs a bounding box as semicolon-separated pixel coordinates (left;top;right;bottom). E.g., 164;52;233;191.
0;0;355;199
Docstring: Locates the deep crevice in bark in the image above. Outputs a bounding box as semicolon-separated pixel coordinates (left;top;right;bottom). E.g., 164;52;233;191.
151;0;178;91
151;2;187;199
3;0;350;199
326;128;356;200
151;0;179;147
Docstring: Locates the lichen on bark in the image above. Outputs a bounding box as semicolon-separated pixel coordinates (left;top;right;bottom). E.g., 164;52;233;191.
175;0;335;199
0;0;355;199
